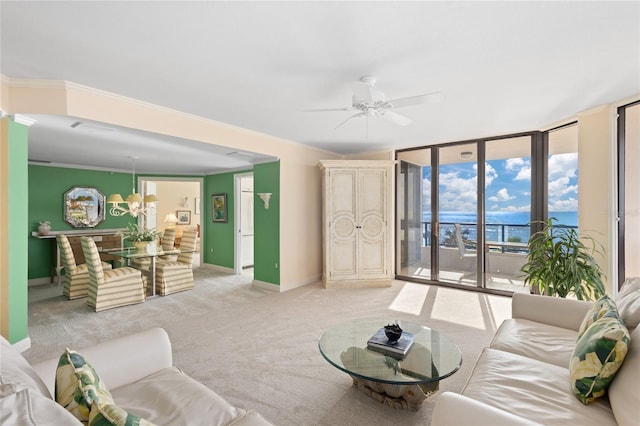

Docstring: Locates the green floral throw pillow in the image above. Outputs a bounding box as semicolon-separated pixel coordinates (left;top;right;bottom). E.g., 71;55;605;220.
577;295;619;339
55;348;109;422
570;316;630;405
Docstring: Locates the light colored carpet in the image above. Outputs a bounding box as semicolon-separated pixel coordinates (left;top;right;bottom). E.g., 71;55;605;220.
24;267;512;426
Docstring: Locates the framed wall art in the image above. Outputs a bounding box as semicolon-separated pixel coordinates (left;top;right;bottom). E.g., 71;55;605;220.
176;210;191;225
212;193;227;223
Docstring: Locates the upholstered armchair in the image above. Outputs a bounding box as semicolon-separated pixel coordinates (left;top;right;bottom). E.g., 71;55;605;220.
80;237;145;312
155;229;197;296
57;234;113;300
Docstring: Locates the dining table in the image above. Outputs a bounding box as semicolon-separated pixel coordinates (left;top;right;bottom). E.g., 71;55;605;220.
104;246;181;297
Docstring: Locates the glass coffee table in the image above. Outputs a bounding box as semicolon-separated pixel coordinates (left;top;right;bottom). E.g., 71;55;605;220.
318;319;462;410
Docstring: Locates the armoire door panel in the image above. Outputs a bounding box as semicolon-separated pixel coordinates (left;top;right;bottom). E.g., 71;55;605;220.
331;240;358;278
359;239;387;276
359;169;386;216
329;170;357;218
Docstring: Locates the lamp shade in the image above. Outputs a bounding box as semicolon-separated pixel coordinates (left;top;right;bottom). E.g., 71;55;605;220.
144;194;158;203
126;193;143;203
107;194;125;204
164;213;179;223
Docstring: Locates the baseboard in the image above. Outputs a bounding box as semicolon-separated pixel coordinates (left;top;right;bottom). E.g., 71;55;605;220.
252;280;280;292
28;277;55;287
200;263;234;274
279;274;321;291
12;336;32;353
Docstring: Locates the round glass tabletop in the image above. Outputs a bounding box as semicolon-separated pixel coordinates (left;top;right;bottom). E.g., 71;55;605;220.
318;319;462;385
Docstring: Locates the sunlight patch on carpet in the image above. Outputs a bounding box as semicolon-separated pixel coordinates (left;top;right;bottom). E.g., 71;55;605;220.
388;282;429;315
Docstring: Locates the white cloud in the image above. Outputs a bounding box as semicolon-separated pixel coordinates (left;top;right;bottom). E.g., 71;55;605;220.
500;204;531;212
438;170;478;211
514;167;531;181
549;153;577;181
505;158;526;171
485;163;498;186
549;176;578;197
549;197;578;211
489;188;515;202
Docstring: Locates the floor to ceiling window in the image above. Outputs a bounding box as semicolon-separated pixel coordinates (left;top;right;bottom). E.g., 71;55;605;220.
396;131;550;295
484;135;532;292
618;101;640;284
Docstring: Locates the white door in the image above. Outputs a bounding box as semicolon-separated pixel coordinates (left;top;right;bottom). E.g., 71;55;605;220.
241;176;254;269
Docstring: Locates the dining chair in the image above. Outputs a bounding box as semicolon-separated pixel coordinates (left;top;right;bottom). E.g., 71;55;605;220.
57;234;113;300
80;237;145;312
155;229;197;296
158;228;178;263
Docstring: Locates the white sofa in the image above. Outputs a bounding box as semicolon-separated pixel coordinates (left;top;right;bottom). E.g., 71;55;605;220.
1;328;273;425
431;287;640;426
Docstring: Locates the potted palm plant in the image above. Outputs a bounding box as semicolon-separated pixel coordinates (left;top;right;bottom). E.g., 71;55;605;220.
118;223;160;252
520;218;605;301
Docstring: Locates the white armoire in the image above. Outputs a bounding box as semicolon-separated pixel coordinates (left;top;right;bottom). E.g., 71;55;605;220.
318;160;395;288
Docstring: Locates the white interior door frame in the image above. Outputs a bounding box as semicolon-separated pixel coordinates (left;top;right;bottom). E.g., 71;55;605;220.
234;172;253;275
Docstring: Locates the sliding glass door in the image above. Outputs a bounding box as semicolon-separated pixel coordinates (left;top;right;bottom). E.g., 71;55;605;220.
484;136;532;292
438;143;478;287
397;149;431;279
396;132;538;294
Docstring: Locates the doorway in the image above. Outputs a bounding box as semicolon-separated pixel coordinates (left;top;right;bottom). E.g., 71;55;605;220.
234;173;254;275
139;177;203;267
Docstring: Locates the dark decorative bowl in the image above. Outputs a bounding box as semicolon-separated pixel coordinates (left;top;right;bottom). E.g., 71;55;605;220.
384;324;403;343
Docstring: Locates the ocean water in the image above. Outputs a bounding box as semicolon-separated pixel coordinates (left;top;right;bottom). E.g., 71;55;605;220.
422;211;578;244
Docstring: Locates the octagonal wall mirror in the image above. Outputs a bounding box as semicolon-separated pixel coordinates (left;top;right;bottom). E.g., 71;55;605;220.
64;186;106;228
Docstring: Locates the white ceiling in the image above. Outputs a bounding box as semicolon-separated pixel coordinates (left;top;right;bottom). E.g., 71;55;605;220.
1;1;639;174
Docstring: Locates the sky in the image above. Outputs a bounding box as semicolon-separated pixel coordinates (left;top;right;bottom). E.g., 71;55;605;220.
422;153;578;213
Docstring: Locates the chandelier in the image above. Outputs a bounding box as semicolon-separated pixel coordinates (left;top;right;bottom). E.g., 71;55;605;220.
107;156;158;217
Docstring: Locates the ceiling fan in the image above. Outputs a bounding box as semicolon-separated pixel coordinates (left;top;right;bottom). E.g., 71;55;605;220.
307;76;443;130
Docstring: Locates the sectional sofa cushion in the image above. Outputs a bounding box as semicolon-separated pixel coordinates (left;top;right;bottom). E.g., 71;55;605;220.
489;318;578;368
111;367;248;426
616;277;640;329
0;383;80;425
577;295;618;339
607;325;640;425
461;348;616;425
0;336;52;399
570;316;630;405
90;401;155;426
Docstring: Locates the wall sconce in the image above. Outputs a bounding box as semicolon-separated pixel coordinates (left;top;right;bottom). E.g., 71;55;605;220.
257;193;272;209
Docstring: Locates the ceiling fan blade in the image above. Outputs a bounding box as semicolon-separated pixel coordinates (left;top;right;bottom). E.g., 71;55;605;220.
381;110;413;126
335;112;364;129
386;92;443;108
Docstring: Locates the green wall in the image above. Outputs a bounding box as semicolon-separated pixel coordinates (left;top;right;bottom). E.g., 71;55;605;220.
203;172;237;268
203;161;280;285
7;119;29;343
28;165;133;279
254;162;280;285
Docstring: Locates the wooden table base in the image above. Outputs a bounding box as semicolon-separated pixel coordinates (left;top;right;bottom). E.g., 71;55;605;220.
350;375;438;410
